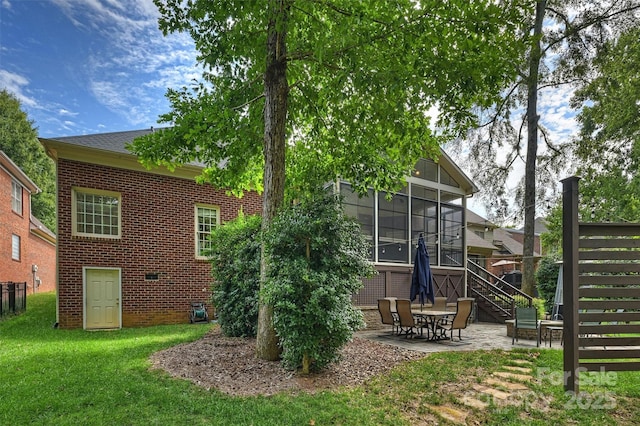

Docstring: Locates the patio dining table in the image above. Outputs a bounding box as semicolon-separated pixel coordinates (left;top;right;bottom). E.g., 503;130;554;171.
412;309;455;341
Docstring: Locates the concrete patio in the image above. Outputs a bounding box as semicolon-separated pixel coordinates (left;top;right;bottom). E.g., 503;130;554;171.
356;322;555;353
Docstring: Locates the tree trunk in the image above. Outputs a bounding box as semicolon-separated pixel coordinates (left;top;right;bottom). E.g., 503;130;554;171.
256;0;290;361
522;0;546;297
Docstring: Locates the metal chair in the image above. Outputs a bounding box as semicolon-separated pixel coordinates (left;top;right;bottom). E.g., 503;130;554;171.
378;299;399;334
396;299;428;338
383;297;398;316
432;296;447;311
512;306;540;347
437;298;474;341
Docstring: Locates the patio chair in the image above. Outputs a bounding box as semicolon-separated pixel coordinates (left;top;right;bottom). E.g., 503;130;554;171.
430;296;447;311
436;298;474;341
383;297;398;315
396;299;428;338
378;299;399;334
512;306;540;347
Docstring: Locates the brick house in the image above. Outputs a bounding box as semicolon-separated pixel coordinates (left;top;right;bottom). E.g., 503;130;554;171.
40;129;261;329
0;151;56;294
41;128;480;329
466;209;541;284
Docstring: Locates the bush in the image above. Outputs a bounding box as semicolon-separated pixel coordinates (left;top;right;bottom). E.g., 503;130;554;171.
264;191;375;373
514;296;546;319
207;213;261;337
532;297;546;319
536;255;561;313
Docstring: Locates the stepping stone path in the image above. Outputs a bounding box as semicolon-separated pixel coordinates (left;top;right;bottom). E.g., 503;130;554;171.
428;358;539;424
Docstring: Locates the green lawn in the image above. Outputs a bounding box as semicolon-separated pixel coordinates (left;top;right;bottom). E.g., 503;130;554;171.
1;293;638;425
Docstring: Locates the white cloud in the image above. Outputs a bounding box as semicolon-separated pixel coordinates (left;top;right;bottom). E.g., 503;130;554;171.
0;69;37;107
58;108;79;117
2;0;11;10
539;85;580;141
49;0;200;127
90;80;129;111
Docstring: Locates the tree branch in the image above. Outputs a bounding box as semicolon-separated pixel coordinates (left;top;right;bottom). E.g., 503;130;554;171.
543;3;640;54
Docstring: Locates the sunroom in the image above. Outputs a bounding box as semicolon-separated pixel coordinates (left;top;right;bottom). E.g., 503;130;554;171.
341;153;477;306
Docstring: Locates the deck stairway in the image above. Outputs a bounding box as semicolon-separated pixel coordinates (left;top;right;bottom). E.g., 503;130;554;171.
467;260;533;323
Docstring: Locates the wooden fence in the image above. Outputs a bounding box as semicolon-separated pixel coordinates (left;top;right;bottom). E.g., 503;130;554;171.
562;176;640;393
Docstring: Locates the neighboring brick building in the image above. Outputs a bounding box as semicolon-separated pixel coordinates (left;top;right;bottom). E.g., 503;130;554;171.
40;129;261;329
0;151;56;294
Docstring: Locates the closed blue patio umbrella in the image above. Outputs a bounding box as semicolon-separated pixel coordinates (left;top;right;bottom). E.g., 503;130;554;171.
410;234;435;309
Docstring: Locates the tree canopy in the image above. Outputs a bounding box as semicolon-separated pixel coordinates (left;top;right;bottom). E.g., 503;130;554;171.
573;26;640;223
448;0;640;295
131;0;527;359
543;26;640;252
130;1;523;197
0;89;56;232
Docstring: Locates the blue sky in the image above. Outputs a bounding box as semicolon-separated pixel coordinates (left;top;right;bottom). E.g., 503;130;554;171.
1;0;581;218
1;1;580;142
0;0;199;138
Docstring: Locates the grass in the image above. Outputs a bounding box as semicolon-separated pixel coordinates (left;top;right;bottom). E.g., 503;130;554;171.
1;293;638;425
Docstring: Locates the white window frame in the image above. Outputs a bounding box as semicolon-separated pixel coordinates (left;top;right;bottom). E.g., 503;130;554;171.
12;234;20;261
195;204;219;259
72;187;122;239
11;180;23;215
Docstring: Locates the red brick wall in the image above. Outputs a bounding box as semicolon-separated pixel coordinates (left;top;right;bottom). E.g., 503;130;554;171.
0;167;15;280
0;167;55;293
56;159;262;328
26;233;56;294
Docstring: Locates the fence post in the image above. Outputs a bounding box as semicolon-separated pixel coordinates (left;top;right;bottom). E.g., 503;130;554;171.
8;282;16;313
562;176;580;394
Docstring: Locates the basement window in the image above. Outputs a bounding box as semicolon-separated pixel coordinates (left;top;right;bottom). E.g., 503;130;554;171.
145;273;159;281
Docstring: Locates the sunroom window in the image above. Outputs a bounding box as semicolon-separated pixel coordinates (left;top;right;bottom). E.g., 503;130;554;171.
440;192;464;266
341;184;374;260
378;190;408;263
339;158;468;268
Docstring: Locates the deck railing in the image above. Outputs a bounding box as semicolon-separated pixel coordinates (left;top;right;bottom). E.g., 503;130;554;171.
467;260;532;320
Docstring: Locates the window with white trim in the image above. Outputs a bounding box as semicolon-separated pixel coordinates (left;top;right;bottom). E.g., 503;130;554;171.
72;188;121;238
12;234;20;260
11;180;22;215
195;205;219;258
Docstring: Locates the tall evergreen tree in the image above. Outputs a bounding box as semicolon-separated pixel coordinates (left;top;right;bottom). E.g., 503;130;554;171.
0;89;56;232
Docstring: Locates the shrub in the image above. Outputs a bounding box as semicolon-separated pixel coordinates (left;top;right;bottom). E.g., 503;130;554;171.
536;255;561;313
207;213;261;337
514;296;546;319
264;191;375;373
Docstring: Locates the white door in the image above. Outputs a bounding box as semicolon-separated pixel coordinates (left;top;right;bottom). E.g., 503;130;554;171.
85;268;121;329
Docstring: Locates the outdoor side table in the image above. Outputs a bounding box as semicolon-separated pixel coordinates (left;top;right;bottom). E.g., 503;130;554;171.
545;326;564;347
